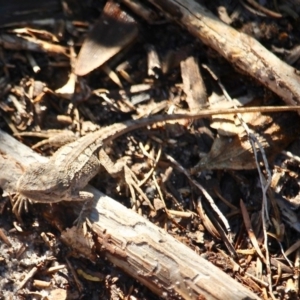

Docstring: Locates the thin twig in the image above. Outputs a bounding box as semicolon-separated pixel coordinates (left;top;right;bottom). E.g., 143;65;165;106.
209;67;274;295
165;154;231;233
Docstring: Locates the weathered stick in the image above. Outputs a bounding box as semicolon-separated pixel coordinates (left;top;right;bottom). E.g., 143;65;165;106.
147;0;300;107
0;129;259;299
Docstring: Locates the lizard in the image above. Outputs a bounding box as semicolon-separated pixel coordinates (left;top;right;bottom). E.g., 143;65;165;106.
12;105;300;221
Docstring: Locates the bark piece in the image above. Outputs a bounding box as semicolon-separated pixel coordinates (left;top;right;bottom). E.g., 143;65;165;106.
180;55;207;110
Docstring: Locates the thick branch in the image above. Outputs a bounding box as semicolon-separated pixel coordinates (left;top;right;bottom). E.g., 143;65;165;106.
147;0;300;107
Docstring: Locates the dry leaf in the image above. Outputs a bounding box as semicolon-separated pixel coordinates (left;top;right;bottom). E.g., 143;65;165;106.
191;109;300;171
75;0;138;76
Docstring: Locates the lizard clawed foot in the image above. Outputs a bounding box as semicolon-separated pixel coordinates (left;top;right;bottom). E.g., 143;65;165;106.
100;148;155;211
11;193;30;223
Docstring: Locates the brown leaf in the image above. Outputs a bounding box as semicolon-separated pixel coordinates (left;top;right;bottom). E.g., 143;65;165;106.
191;110;300;171
75;0;138;76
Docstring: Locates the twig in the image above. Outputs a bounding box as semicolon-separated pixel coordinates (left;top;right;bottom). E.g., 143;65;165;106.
165;154;231;233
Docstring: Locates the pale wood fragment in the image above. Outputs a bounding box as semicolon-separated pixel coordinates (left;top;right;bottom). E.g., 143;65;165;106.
180;55;207;110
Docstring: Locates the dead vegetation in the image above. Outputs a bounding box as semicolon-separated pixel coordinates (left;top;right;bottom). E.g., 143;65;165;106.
1;0;300;299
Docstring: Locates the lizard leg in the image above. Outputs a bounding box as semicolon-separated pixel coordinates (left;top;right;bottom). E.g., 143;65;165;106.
99;148;128;178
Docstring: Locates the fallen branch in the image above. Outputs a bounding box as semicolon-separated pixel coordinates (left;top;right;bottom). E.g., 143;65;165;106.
147;0;300;107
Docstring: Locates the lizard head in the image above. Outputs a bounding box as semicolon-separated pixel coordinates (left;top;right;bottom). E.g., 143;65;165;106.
16;162;69;203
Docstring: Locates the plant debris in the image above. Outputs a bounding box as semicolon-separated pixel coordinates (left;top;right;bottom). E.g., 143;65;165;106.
1;0;300;299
